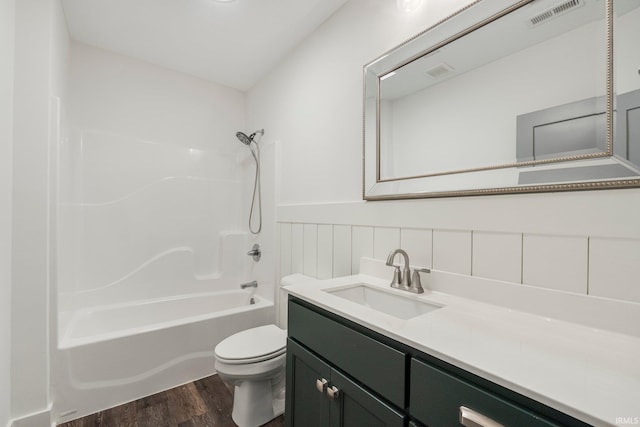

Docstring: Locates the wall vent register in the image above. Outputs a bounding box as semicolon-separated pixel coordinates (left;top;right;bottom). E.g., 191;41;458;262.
528;0;584;27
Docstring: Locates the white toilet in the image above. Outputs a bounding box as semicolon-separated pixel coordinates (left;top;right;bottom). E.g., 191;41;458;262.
214;324;287;427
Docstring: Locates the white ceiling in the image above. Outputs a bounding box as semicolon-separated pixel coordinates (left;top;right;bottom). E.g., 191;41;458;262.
61;0;349;91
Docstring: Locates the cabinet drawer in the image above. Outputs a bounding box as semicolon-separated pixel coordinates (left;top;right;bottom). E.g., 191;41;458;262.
410;358;561;427
288;299;407;408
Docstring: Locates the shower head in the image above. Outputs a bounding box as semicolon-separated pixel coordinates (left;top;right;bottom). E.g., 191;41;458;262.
235;129;264;235
236;132;252;146
235;129;264;146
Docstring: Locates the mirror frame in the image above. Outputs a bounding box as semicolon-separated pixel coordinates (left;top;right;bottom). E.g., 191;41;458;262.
363;0;640;200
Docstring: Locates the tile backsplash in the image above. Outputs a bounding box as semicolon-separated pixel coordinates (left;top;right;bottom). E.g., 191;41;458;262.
433;229;472;275
279;222;640;305
522;234;588;294
472;231;521;283
589;237;640;302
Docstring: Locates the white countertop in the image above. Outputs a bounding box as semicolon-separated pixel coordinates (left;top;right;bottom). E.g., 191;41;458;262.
283;273;640;427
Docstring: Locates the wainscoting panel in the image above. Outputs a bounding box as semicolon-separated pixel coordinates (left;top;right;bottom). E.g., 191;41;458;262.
278;221;640;307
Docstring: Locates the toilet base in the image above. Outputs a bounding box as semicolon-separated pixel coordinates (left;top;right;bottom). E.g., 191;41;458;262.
231;377;285;427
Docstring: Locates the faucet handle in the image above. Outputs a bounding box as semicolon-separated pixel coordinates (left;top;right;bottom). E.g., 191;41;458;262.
410;268;430;294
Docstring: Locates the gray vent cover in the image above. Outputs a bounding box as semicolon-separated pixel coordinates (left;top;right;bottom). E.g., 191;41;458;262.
528;0;583;26
425;63;454;79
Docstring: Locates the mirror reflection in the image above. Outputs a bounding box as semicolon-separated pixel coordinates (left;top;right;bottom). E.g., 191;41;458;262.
364;0;640;199
614;0;640;171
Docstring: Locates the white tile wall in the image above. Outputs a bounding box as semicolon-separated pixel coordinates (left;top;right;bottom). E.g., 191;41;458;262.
433;229;472;275
589;237;640;303
279;223;292;277
522;234;588;294
400;228;432;268
278;222;640;307
352;226;374;274
291;223;303;274
333;225;352;277
472;231;522;283
317;225;333;280
374;227;400;260
303;224;317;277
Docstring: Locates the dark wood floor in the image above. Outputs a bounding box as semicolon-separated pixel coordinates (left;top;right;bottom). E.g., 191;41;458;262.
59;374;285;427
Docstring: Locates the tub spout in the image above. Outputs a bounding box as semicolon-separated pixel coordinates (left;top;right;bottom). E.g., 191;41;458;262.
240;280;258;289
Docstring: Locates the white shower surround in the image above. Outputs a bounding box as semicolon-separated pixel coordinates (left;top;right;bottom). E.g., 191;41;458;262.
53;41;275;423
59;42;252;308
57;128;248;312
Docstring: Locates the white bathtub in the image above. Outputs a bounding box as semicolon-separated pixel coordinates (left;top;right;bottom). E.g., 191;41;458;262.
53;290;274;424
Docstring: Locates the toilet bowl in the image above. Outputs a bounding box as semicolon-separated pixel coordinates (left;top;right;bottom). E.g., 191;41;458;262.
214;324;287;427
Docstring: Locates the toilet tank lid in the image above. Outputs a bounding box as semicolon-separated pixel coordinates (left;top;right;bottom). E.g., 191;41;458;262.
215;324;286;361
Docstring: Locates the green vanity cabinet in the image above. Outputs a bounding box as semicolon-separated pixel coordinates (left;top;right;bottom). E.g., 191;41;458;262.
286;296;592;427
285;338;406;427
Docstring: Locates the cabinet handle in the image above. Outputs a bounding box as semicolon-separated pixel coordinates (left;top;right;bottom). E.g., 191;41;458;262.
459;406;504;427
315;378;328;394
327;385;340;400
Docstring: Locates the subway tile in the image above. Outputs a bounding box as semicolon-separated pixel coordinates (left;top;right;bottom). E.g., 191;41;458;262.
291;223;304;274
303;224;318;277
400;228;432;268
589;237;640;303
522;234;588;294
279;223;292;278
433;230;472;275
374;227;401;260
352;226;374;274
472;231;522;283
317;225;333;280
333;225;352;277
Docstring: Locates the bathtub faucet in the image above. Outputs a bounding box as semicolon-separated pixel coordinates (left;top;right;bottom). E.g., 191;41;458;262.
247;244;261;262
240;280;258;289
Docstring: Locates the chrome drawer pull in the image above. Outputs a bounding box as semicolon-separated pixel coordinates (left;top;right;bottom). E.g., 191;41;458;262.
327;386;340;400
315;378;328;394
459;406;504;427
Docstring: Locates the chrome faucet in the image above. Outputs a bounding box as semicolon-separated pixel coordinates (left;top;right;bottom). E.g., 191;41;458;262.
385;249;429;294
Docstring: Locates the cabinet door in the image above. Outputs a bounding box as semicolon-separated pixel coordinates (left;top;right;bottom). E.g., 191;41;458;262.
286;338;407;427
329;369;406;427
285;339;331;427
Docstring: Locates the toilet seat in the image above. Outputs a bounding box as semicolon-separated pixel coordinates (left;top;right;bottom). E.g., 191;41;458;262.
215;324;286;365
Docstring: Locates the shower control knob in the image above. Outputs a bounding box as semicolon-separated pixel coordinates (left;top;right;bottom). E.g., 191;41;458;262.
247;244;261;262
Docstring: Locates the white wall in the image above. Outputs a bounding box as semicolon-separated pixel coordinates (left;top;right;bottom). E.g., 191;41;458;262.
11;0;68;423
247;0;640;327
0;0;15;424
60;43;248;312
67;42;246;152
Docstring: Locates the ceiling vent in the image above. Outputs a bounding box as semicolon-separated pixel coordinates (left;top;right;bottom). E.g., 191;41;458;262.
528;0;584;26
425;63;454;79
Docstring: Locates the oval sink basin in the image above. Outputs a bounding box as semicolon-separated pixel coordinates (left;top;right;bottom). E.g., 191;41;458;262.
325;284;441;320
